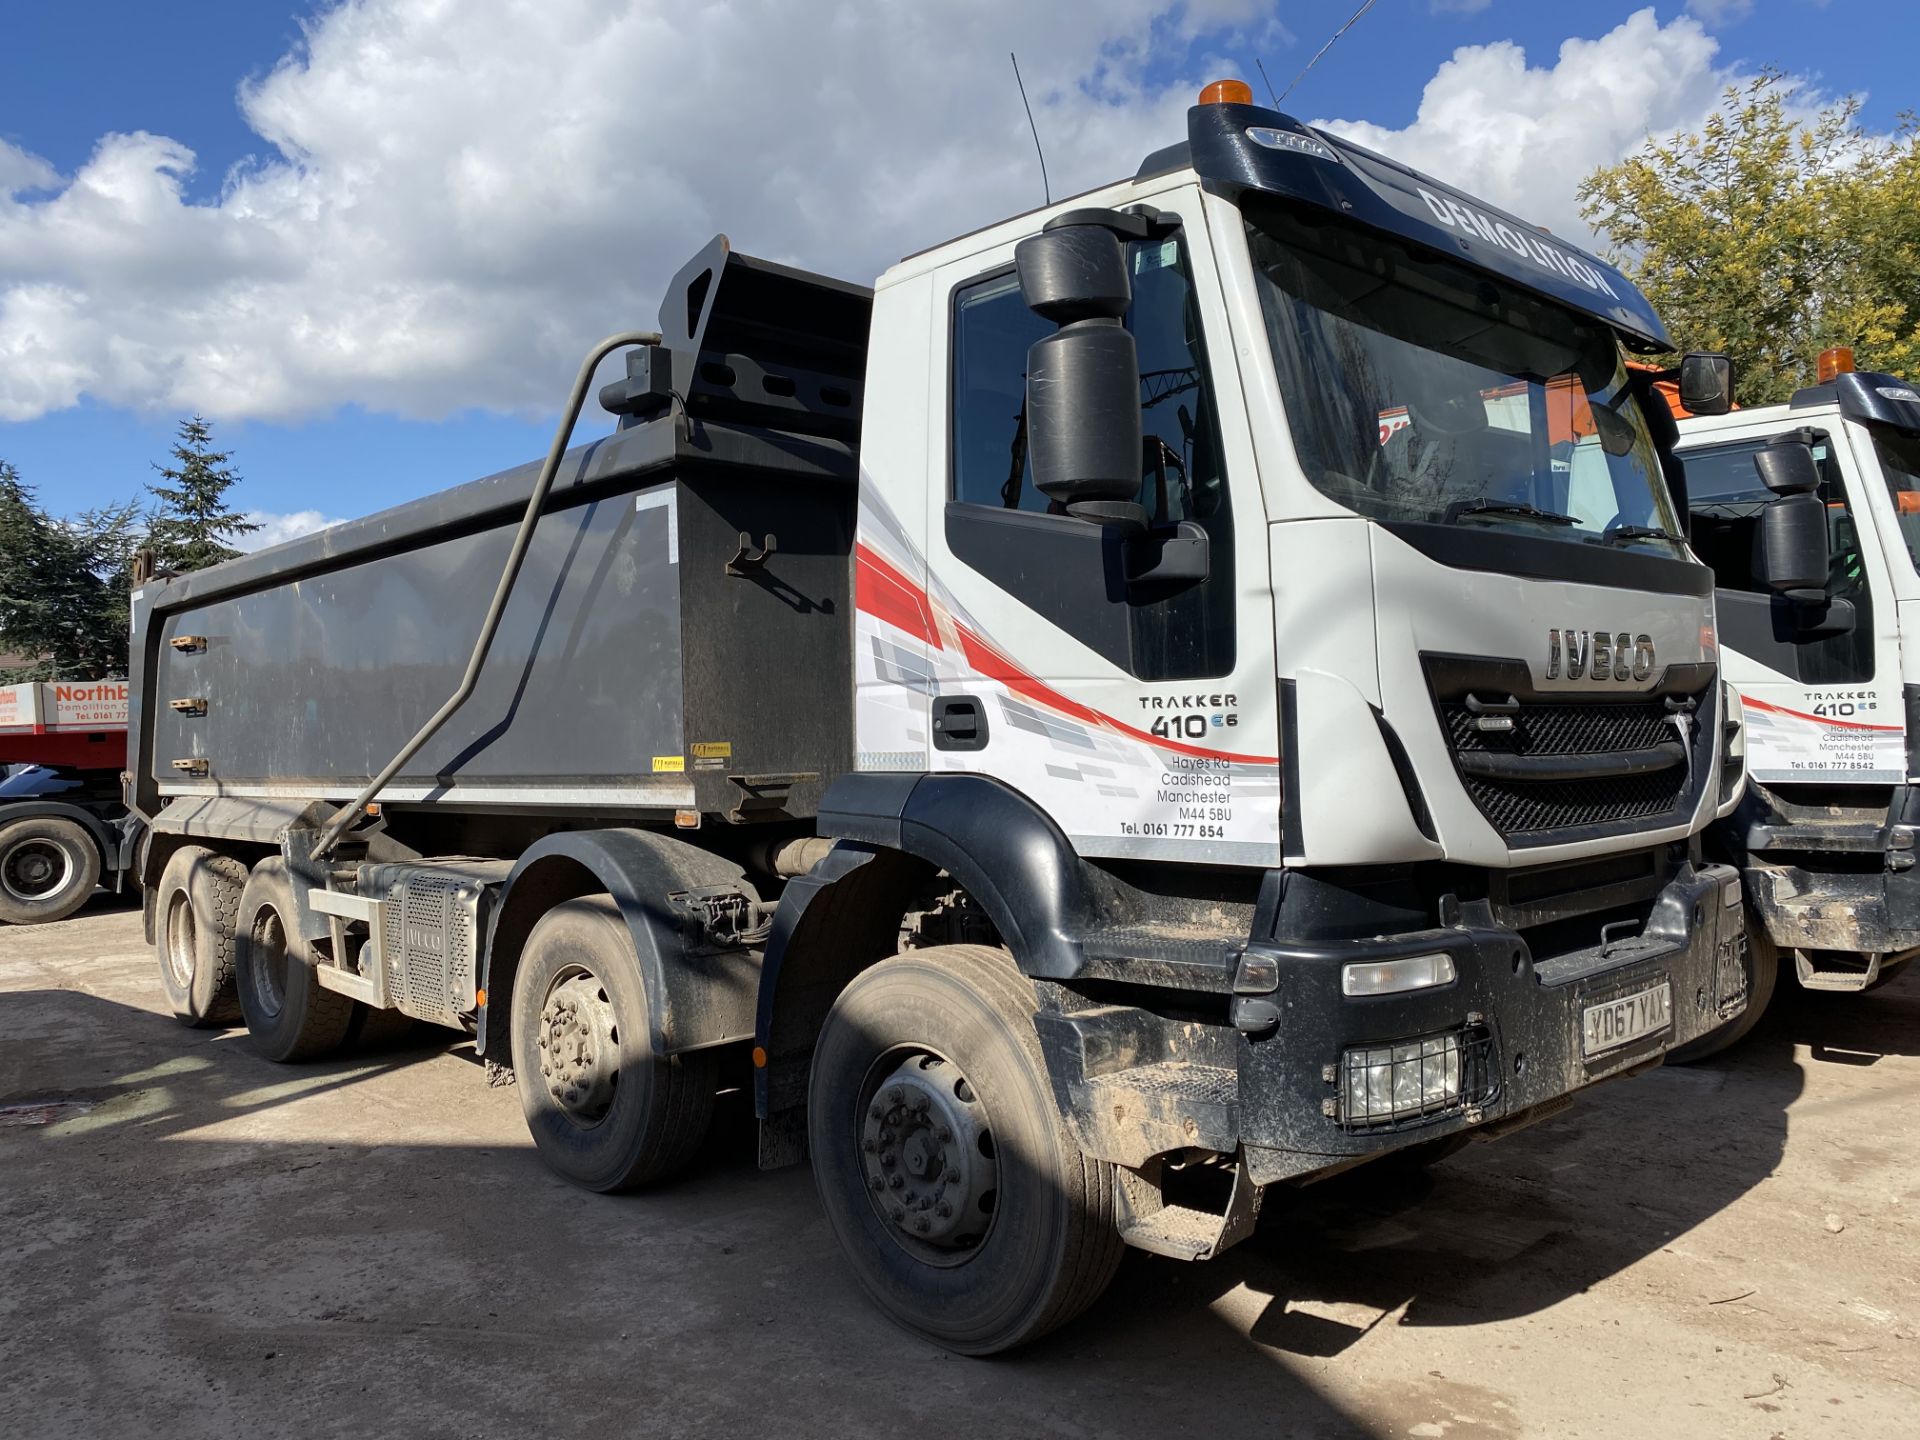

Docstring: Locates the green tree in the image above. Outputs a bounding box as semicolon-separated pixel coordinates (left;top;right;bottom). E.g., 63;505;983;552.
0;463;140;681
146;416;257;570
1580;73;1920;406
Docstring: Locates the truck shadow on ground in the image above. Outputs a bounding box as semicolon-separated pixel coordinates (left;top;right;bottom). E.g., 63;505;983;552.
2;970;1910;1439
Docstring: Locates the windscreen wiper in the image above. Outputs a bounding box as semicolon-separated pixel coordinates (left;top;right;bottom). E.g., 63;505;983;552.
1599;524;1678;547
1445;496;1579;527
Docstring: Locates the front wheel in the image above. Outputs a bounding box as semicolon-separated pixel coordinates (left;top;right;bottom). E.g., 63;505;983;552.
807;945;1124;1355
0;816;101;925
1669;917;1780;1064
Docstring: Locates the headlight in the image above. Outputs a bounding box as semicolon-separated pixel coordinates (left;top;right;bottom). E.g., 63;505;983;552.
1342;952;1456;997
1339;1030;1464;1127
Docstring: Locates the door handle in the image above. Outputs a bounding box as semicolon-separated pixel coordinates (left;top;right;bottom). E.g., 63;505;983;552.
932;695;989;752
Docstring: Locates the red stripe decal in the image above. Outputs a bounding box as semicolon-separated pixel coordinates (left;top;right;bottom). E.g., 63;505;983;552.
954;622;1279;766
855;543;942;651
854;540;1277;765
1742;696;1903;733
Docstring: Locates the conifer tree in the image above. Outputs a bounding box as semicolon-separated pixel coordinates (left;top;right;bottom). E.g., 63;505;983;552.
146;416;257;571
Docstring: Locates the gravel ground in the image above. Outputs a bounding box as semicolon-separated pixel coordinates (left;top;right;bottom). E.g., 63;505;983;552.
2;897;1915;1439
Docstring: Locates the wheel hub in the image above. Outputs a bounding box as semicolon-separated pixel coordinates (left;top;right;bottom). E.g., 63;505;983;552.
2;840;71;901
861;1056;996;1249
538;973;620;1123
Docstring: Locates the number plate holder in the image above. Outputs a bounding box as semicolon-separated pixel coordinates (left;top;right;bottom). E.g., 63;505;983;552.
1581;979;1673;1059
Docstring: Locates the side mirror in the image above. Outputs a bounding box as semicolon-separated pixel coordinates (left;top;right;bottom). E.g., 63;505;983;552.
1753;442;1828;604
1678;352;1733;416
1016;221;1143;523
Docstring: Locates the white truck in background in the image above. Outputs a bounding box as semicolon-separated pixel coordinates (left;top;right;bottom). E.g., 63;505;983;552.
1674;352;1920;1046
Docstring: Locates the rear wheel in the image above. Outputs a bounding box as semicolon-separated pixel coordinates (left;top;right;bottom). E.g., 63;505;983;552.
807;944;1124;1355
509;896;715;1192
235;858;354;1062
1670;917;1779;1063
153;845;247;1027
0;816;101;925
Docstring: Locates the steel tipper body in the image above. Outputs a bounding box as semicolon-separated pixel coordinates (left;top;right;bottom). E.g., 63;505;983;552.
130;86;1745;1353
0;680;135;924
1675;364;1920;1019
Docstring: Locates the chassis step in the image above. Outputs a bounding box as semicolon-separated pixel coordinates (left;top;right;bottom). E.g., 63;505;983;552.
1793;948;1882;993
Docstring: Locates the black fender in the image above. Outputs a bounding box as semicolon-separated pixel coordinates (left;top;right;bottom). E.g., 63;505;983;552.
818;771;1095;977
477;827;761;1064
0;798;120;878
750;772;1099;1122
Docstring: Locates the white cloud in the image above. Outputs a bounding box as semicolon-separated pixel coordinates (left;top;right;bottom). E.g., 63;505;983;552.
0;0;1273;426
0;4;1762;428
237;509;345;551
1686;0;1754;25
1314;8;1732;246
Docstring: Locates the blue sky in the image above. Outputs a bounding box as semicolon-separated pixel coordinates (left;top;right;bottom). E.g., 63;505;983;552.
2;0;1915;542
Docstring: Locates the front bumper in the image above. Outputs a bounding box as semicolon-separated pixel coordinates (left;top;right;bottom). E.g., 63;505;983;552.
1038;858;1747;1186
1232;860;1745;1182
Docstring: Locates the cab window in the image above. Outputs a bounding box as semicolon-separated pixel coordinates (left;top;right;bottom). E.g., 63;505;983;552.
946;230;1236;681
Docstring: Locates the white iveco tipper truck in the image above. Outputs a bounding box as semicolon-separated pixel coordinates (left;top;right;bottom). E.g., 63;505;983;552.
1674;351;1920;1046
131;80;1749;1353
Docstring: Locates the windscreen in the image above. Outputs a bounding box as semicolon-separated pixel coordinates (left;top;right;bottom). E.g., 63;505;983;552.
1246;199;1682;555
1872;427;1920;572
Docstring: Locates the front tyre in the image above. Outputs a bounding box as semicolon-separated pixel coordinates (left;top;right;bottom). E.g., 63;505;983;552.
509;896;715;1192
0;816;101;925
807;944;1124;1355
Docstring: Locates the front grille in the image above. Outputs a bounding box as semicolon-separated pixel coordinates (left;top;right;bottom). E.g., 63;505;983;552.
1444;698;1675;756
1462;766;1688;835
1427;656;1714;842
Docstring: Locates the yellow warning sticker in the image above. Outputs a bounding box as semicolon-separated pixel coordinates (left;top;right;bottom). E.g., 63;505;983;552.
690;741;732;759
652;755;686;773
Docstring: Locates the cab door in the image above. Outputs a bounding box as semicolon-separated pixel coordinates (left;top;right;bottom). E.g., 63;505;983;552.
918;182;1281;867
1683;430;1905;782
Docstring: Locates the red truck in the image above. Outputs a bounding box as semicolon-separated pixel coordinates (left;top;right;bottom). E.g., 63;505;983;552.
0;680;135;924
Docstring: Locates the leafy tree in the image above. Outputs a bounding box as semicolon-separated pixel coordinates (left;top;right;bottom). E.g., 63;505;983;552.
146;416;257;570
0;464;140;680
1580;73;1920;405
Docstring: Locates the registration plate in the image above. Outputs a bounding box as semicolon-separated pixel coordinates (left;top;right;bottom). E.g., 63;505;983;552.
1582;981;1672;1058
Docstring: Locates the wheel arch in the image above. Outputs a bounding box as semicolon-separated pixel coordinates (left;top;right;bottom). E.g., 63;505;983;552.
751;772;1096;1125
478;828;760;1066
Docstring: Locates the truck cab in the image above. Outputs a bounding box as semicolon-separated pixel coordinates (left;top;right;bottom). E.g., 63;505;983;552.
1675;360;1920;1007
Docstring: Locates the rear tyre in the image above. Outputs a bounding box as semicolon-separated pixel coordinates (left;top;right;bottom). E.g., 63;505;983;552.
1669;917;1779;1064
154;845;247;1027
235;858;355;1062
0;815;101;925
510;896;715;1192
807;944;1124;1355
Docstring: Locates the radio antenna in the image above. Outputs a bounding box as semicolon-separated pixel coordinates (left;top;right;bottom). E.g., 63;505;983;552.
1254;57;1280;109
1278;0;1376;105
1010;52;1051;207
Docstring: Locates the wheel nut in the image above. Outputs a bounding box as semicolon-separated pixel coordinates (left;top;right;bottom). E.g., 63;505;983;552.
908;1093;929;1113
891;1207;905;1222
862;1138;877;1154
936;1202;952;1218
886;1086;904;1105
869;1104;884;1120
888;1174;904;1190
913;1217;930;1233
869;1176;885;1192
936;1126;952;1143
880;1151;895;1168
